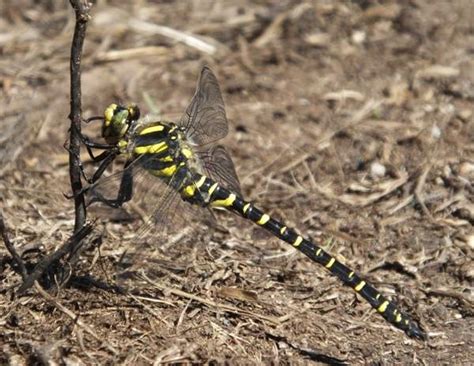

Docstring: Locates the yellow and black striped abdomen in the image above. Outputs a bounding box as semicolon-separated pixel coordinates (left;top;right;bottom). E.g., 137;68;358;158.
189;173;424;339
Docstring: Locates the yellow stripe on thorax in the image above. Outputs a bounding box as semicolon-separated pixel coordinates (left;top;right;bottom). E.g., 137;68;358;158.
134;141;168;155
139;125;165;135
104;104;117;126
159;155;174;162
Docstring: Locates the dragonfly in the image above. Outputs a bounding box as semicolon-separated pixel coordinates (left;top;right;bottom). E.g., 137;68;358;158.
80;66;424;339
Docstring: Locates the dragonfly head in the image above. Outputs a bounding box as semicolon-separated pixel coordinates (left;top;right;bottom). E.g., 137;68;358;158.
102;103;140;144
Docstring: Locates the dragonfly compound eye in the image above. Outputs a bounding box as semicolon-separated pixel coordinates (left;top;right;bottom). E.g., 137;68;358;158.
102;104;131;142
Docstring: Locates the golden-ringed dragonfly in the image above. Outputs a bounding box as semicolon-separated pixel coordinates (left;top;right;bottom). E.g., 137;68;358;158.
80;67;424;339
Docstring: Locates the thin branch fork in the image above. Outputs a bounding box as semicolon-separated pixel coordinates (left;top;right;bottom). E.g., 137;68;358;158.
17;222;94;294
10;1;95;294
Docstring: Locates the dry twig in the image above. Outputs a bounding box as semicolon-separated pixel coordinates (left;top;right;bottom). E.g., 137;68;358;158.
0;211;27;279
68;0;91;232
14;1;95;294
128;19;219;55
140;273;286;325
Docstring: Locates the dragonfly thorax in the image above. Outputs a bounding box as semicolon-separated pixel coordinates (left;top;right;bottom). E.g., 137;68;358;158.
128;120;201;181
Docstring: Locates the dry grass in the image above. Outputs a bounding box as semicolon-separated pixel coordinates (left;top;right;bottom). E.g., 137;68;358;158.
1;0;473;364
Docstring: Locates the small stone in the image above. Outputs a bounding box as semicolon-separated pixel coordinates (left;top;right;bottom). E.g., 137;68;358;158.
431;125;441;139
352;30;366;44
370;161;386;178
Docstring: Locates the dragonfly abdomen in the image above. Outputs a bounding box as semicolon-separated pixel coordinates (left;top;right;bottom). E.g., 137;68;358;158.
190;173;424;339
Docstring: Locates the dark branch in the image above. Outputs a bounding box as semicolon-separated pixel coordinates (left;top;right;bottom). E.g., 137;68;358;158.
16;0;95;295
0;211;27;279
68;0;92;232
17;222;94;295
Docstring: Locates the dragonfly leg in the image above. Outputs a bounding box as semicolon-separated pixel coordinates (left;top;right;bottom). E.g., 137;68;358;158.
88;160;134;208
80;133;116;161
87;149;119;184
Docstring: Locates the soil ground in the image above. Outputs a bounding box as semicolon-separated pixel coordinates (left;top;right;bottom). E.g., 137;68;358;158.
1;1;473;365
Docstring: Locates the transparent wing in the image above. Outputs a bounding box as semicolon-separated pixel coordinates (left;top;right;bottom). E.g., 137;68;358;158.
86;154;188;234
196;145;241;196
86;154;215;278
115;171;216;285
86;154;148;207
178;66;229;146
133;171;187;241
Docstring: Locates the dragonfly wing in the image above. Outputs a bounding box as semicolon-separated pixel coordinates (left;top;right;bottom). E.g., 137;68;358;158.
117;171;215;283
133;171;185;241
86;154;149;207
196;145;241;196
178;66;229;146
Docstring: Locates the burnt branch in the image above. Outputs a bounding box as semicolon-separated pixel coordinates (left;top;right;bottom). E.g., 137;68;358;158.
17;222;94;295
0;211;27;280
16;1;95;295
68;0;92;232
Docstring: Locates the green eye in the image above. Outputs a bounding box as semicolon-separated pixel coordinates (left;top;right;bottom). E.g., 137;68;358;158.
101;105;131;142
112;109;129;126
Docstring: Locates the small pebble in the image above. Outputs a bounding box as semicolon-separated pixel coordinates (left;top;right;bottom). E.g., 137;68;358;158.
370;161;386;178
352;30;366;44
431;125;441;139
